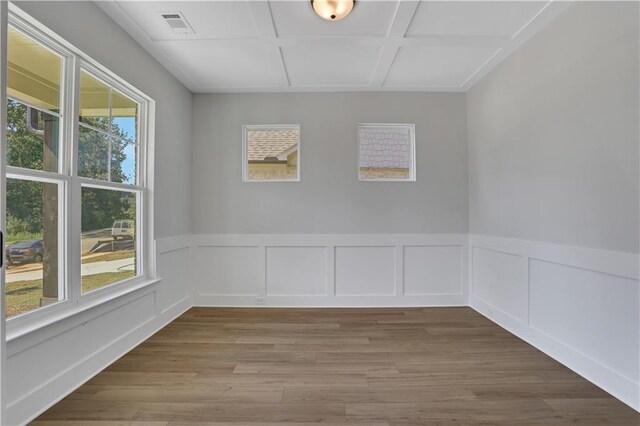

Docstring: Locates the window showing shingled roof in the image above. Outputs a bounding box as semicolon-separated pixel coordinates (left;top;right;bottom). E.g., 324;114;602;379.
247;129;298;161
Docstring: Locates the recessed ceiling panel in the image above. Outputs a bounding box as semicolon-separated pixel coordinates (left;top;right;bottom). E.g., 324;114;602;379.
270;1;399;37
407;1;549;38
118;1;258;40
282;46;381;87
163;46;280;89
385;46;499;88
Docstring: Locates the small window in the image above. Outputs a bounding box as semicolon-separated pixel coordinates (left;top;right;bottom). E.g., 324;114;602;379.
243;125;300;182
358;124;416;181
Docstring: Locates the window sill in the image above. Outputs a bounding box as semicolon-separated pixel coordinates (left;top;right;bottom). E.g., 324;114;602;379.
6;277;162;345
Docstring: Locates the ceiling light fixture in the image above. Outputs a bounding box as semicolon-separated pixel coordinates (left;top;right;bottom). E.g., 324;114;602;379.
311;0;355;21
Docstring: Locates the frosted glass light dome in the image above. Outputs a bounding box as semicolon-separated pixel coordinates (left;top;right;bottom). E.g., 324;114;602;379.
311;0;355;21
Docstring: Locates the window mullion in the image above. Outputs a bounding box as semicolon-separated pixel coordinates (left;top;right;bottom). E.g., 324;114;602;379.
77;177;143;193
6;96;62;119
78;122;136;146
60;42;75;309
58;45;69;176
107;87;112;182
68;56;82;306
135;188;144;279
68;178;82;305
137;97;147;188
6;167;70;183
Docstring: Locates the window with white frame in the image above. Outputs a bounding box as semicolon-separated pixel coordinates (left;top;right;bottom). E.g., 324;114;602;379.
242;125;300;182
358;124;416;181
77;66;143;294
5;12;152;321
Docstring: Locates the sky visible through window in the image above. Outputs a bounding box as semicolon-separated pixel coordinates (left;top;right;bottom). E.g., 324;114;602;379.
113;117;136;183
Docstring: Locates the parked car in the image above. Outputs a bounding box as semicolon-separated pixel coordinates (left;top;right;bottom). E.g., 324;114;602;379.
111;219;135;240
6;239;44;265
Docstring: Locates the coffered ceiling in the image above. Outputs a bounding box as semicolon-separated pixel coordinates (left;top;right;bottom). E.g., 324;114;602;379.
97;0;570;93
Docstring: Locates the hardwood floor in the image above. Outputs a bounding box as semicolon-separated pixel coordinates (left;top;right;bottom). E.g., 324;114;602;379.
32;307;640;425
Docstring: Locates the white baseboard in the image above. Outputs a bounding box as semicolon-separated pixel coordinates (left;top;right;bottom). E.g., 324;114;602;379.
196;294;467;308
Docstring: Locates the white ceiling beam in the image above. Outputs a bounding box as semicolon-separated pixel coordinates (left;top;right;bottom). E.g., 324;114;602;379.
247;1;278;38
387;0;420;39
155;35;506;50
369;47;400;88
370;0;419;87
271;46;291;87
401;35;509;48
247;1;289;87
194;85;466;93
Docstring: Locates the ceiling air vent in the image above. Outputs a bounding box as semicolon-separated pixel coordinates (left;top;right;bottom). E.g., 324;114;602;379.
160;12;195;35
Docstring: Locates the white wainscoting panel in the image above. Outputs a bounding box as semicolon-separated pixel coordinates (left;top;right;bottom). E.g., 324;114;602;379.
193;234;468;307
403;245;463;295
469;234;640;412
196;246;262;296
529;259;639;383
156;242;191;315
7;231;640;423
7;235;193;426
471;246;528;323
335;246;396;296
266;247;327;296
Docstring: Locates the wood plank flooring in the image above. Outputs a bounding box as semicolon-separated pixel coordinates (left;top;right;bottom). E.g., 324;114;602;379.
31;307;640;425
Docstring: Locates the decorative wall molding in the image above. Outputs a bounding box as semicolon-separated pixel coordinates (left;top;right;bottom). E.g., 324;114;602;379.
468;234;640;412
8;232;640;425
192;233;468;308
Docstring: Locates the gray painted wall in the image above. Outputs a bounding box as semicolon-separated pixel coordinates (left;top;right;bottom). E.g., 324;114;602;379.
191;92;468;234
467;1;639;253
14;1;193;239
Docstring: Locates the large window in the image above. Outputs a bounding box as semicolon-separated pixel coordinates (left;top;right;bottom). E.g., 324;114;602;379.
4;13;152;322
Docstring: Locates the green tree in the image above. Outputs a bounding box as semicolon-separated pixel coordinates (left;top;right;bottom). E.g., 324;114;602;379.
77;113;135;232
6;100;54;236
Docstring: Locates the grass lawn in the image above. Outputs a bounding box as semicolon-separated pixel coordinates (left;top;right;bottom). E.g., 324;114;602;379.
6;271;135;318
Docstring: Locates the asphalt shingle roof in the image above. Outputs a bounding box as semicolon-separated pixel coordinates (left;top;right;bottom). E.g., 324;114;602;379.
248;129;298;161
